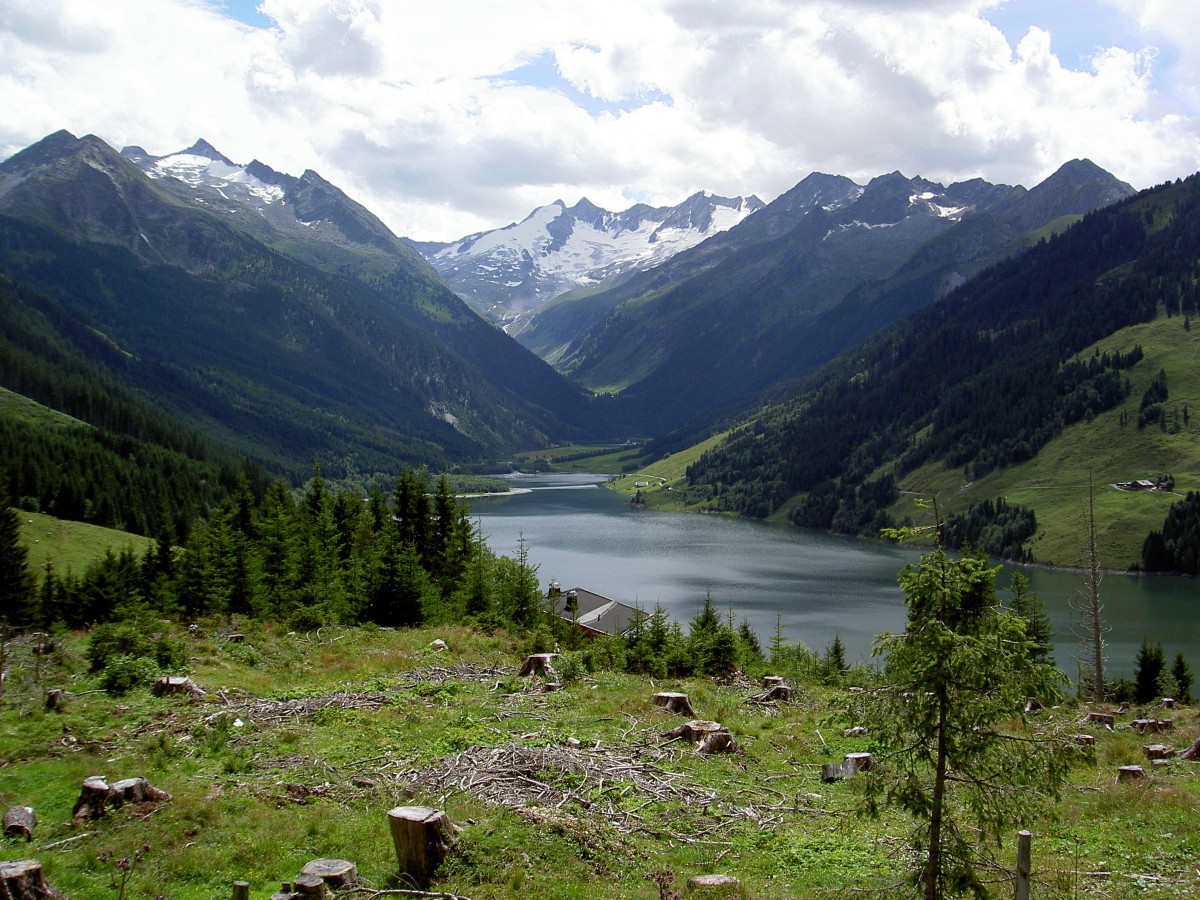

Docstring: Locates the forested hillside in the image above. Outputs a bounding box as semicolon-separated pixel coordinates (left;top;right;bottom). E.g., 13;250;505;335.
0;132;605;481
682;173;1200;565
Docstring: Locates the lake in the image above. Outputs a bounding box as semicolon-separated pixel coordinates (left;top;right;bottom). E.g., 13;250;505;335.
470;474;1199;678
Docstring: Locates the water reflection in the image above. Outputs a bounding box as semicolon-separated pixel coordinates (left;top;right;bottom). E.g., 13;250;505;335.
472;474;1199;677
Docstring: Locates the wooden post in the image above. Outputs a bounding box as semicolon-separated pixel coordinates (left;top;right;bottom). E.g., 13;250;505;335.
388;806;458;888
1015;830;1031;900
232;881;250;900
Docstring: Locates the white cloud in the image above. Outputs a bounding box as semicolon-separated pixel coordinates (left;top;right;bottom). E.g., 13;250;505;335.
1;0;1197;240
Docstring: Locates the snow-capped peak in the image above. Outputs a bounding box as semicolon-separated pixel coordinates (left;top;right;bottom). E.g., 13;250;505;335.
124;141;286;205
420;192;764;326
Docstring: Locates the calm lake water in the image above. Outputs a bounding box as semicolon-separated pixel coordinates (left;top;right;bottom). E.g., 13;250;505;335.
470;474;1200;678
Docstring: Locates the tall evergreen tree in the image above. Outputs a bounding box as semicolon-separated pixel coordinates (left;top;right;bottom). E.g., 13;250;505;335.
1170;652;1193;704
1134;638;1165;704
852;539;1077;899
0;473;35;628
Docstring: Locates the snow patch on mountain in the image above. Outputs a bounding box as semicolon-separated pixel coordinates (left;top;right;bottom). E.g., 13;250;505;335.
419;193;764;327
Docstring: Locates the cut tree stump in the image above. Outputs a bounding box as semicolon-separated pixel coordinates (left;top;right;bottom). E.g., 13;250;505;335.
1085;712;1114;727
71;776;170;821
696;730;737;754
299;859;358;890
762;675;785;689
844;752;874;774
387;806;458;888
1117;765;1146;782
517;653;558;677
232;882;250;900
3;806;36;841
292;875;325;896
1073;734;1096;746
660;720;726;743
844;726;868;737
44;689;64;712
1162;697;1175;709
1180;736;1200;761
0;860;65;899
687;873;742;892
1132;718;1160;734
153;676;207;700
652;692;697;717
1143;744;1175;760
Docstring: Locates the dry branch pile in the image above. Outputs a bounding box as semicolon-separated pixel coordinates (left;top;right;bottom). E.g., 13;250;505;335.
217;691;391;724
394;663;512;688
396;742;790;836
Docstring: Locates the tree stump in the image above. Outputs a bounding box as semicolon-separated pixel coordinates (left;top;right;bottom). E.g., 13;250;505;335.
1024;697;1043;713
652;692;697;717
71;776;170;821
232;882;250;900
1180;736;1200;761
759;684;793;702
3;806;36;841
387;806;458;887
292;875;325;897
71;776;113;821
1117;765;1146;782
269;884;295;900
762;675;785;689
44;689;65;712
300;859;358;890
1085;712;1114;727
0;860;64;899
821;762;847;782
1072;734;1096;746
1162;697;1175;709
541;682;564;693
686;873;742;893
844;752;874;774
696;730;737;754
153;676;207;700
843;726;868;737
1143;744;1175;760
660;720;726;743
1131;718;1158;734
517;653;558;677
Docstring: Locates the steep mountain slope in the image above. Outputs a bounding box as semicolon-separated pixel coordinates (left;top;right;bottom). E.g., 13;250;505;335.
413;192;763;330
0;131;602;475
522;162;1133;433
678;172;1200;566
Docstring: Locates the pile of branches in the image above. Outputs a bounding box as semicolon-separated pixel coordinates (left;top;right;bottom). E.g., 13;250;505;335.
394;663;512;688
396;742;772;835
216;690;391;724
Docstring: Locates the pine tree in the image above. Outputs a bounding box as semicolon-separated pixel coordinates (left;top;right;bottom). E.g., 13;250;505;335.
851;542;1078;898
0;473;35;628
1008;570;1053;664
1134;638;1165;704
1170;652;1193;704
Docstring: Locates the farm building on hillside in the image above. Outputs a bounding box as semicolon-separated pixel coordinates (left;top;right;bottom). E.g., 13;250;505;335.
546;584;647;638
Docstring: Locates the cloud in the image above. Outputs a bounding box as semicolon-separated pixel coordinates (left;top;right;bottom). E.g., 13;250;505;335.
0;0;1197;241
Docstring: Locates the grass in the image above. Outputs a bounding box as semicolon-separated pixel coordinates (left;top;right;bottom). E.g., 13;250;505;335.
606;432;730;512
2;623;1197;898
17;511;155;579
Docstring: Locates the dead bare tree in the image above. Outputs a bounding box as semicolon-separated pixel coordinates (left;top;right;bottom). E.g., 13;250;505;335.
1073;475;1106;702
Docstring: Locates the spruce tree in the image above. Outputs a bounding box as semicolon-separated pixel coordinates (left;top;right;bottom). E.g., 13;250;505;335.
1134;639;1165;704
0;474;35;628
852;541;1078;898
1170;652;1193;704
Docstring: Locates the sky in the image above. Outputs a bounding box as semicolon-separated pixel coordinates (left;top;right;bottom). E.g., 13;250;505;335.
2;0;1198;241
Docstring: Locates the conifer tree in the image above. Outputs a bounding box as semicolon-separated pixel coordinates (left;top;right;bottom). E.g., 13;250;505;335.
0;474;35;628
852;536;1078;899
1171;652;1193;704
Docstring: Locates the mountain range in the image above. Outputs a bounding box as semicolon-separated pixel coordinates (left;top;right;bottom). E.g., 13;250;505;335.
0;131;605;477
412;192;764;332
513;160;1136;433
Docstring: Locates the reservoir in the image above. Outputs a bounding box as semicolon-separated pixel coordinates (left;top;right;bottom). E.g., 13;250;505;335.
472;473;1200;678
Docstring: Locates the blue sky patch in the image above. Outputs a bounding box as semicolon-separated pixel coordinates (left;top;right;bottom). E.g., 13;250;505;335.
500;50;672;118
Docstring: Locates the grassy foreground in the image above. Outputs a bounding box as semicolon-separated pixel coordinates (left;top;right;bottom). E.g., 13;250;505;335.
2;624;1198;898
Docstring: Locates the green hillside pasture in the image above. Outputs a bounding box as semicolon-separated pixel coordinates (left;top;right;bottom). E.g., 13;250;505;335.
896;311;1200;568
17;510;154;579
0;386;87;428
607;431;729;511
